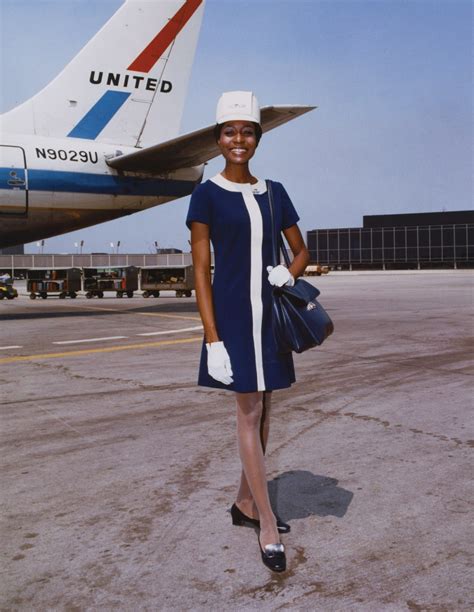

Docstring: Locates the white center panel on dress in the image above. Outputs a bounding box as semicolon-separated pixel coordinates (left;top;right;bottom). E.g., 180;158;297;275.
241;187;266;391
209;174;267;391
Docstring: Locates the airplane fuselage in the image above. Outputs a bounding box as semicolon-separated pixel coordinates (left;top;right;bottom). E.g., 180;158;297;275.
0;134;203;247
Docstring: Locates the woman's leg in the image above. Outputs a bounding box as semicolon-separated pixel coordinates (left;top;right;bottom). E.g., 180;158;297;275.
235;392;272;518
235;391;279;547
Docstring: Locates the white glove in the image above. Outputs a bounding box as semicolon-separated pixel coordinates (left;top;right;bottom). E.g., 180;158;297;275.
206;341;233;385
266;265;295;287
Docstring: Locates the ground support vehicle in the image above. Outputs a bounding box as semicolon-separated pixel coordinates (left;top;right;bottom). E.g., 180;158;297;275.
305;264;331;276
83;266;139;298
140;265;195;298
27;268;81;299
0;275;18;299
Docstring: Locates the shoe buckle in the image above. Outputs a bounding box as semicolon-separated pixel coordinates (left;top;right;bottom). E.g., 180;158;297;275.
264;543;285;555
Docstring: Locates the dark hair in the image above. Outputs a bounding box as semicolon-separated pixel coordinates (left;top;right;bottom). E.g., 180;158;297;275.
213;122;262;145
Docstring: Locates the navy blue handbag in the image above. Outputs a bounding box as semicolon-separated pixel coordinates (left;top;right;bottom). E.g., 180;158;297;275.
267;180;334;354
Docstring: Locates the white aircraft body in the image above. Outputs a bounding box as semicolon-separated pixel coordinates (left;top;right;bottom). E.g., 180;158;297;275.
0;0;314;248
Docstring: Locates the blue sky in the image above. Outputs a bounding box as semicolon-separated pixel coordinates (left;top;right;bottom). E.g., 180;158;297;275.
1;0;472;254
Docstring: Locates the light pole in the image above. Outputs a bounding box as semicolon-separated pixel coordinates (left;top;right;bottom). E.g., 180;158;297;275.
74;241;79;254
80;240;84;255
110;242;114;254
117;240;121;254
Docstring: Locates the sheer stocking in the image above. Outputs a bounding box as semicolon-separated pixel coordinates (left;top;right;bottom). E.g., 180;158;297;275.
235;391;279;547
236;392;272;518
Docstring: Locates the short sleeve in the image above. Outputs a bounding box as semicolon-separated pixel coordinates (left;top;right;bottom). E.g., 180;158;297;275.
277;182;300;229
186;184;212;229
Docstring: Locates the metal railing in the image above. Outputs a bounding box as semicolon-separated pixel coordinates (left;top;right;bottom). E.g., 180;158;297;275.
0;252;196;275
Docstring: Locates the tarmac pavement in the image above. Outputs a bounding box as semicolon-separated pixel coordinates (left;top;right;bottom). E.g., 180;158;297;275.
0;271;473;611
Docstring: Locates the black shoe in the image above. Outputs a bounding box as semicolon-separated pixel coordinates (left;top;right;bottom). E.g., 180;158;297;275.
259;537;286;573
230;503;291;534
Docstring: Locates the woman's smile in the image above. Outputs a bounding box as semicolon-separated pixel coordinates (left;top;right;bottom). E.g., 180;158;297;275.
218;120;258;165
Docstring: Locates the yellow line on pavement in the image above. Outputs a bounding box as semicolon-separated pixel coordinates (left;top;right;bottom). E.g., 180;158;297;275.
80;306;118;312
80;305;201;321
0;337;202;365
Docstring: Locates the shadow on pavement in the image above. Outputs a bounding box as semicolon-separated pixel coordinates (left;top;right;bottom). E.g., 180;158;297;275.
269;470;354;520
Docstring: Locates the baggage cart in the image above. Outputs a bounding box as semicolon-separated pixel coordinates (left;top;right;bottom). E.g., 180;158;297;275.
83;266;139;298
27;268;81;299
140;265;195;298
0;274;18;299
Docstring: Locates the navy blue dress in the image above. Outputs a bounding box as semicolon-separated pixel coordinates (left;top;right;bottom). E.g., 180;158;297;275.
186;174;300;393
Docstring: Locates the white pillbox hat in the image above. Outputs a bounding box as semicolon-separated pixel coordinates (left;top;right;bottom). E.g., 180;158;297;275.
216;91;260;125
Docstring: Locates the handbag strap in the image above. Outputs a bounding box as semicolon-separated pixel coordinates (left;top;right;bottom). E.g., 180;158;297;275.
266;179;291;268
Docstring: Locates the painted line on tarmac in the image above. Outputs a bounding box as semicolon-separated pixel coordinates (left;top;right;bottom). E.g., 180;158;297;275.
53;335;128;345
79;306;118;312
0;337;202;365
137;325;203;336
0;345;23;350
136;312;202;321
52;325;203;343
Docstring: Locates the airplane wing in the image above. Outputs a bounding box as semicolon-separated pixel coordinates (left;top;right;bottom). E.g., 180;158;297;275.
106;105;316;174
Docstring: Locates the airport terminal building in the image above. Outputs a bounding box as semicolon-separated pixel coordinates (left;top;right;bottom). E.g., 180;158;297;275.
307;210;474;269
0;245;24;255
2;211;473;275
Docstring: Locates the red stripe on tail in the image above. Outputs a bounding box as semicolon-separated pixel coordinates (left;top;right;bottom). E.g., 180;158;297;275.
127;0;202;73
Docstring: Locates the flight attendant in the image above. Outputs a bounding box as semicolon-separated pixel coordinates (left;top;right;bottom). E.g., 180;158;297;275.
186;91;310;572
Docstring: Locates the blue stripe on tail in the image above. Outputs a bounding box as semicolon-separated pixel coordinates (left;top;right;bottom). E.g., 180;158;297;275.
67;91;131;139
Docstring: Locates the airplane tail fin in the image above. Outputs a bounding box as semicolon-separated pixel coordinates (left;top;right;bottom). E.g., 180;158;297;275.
1;0;205;147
